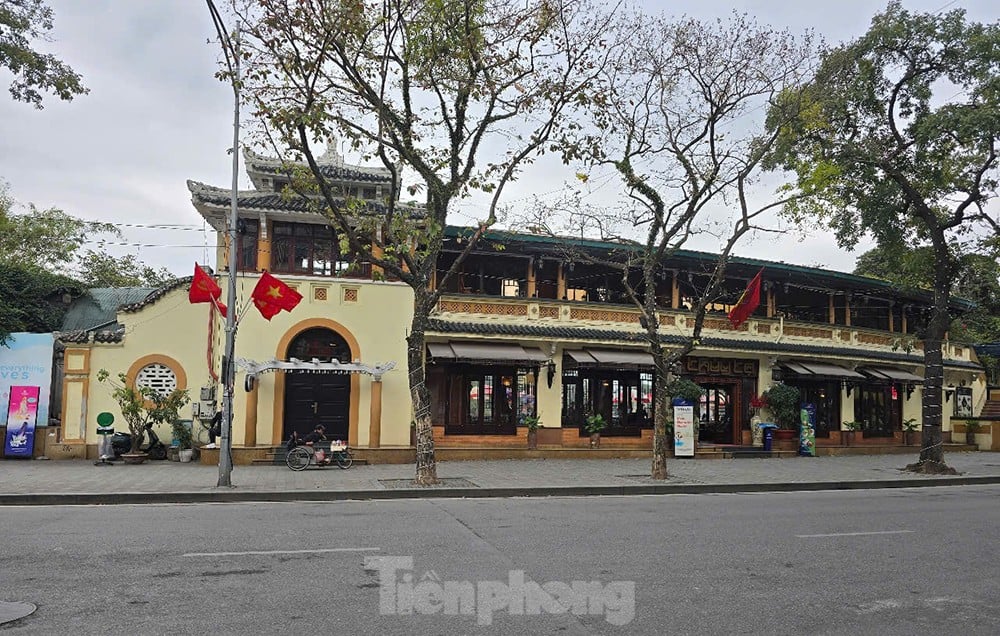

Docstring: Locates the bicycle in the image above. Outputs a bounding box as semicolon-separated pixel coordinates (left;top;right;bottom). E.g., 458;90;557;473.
193;418;214;446
285;441;353;471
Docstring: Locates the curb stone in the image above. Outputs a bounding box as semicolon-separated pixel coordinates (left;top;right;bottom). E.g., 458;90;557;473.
2;475;999;506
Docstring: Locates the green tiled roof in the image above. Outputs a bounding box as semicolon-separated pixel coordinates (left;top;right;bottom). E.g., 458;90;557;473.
60;287;156;332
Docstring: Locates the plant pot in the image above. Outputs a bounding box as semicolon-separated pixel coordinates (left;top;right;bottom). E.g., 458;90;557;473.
903;431;917;446
527;429;538;450
966;430;978;446
843;431;857;446
121;453;148;465
589;433;601;448
179;449;194;463
774;429;796;441
167;446;180;462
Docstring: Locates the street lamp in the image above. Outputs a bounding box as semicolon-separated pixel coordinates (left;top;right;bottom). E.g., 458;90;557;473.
206;0;240;487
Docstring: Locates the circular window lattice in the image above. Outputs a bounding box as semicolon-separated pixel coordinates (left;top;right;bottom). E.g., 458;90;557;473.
135;363;178;397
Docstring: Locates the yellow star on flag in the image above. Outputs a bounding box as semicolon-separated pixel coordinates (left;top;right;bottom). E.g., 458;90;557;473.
266;285;283;299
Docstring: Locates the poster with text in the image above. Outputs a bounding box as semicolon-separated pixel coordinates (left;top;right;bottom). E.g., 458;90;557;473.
0;333;53;428
4;386;40;457
674;403;695;457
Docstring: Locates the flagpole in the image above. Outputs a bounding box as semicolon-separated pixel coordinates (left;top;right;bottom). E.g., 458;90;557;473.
218;21;240;488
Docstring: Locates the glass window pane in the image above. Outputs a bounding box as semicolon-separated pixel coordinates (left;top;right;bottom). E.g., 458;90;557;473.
468;380;480;425
483;375;494;423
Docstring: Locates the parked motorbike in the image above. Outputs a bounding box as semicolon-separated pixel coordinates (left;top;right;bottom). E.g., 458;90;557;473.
110;423;168;460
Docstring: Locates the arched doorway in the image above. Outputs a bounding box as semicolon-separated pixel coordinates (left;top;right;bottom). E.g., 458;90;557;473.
282;328;351;440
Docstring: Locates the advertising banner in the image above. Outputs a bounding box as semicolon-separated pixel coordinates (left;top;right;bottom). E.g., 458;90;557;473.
799;403;816;457
4;386;41;457
673;400;695;458
0;333;54;427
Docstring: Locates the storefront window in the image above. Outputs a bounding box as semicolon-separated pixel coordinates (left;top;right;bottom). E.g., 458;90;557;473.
854;385;899;437
561;368;652;436
444;365;536;434
785;381;840;438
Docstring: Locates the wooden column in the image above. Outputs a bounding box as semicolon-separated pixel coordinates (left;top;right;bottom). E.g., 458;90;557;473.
671;271;680;309
901;306;908;334
368;379;383;448
766;287;775;318
243;383;258;447
526;259;536;298
844;294;852;327
828;293;836;324
256;217;270;272
557;263;567;300
888;301;895;332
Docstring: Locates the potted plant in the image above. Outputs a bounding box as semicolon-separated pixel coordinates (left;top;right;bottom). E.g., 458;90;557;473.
172;419;194;462
523;415;541;450
584;413;606;448
842;420;863;446
97;369;190;464
762;384;801;439
902;418;919;446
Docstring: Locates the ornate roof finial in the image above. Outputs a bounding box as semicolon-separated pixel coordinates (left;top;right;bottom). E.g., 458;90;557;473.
317;141;344;166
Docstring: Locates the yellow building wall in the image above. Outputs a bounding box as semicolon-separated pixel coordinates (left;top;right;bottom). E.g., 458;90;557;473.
83;288;218;445
212;276;415;447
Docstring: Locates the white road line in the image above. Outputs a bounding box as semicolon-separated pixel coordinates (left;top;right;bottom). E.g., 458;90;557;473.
182;547;380;558
795;530;914;538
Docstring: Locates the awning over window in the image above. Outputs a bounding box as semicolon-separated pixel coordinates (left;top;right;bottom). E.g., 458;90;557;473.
781;361;865;379
564;349;653;368
427;341;548;365
858;366;923;382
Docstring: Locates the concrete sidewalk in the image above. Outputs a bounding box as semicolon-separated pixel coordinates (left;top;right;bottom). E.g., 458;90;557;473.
2;452;999;505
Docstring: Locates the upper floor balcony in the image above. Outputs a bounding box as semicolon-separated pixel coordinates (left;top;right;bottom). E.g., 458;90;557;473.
430;293;976;364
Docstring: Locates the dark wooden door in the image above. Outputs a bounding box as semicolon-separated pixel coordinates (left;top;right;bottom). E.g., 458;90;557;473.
695;379;741;445
283;328;352;441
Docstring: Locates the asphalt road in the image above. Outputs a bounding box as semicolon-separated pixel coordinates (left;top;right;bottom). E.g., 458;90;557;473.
1;485;998;635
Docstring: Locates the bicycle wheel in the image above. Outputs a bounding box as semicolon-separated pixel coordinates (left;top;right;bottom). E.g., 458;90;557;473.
286;447;311;471
194;420;212;446
335;451;353;469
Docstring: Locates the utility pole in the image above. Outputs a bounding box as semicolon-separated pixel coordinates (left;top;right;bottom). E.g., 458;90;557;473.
207;0;239;487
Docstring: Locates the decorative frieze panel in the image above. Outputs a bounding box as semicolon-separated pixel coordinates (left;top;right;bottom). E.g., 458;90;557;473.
438;300;527;316
570;307;641;324
704;318;749;331
757;324;771;335
784;326;833;339
539;306;560;319
857;332;893;346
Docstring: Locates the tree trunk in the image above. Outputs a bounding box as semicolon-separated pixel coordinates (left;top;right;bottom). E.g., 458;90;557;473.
651;358;671;480
907;246;956;475
408;292;439;486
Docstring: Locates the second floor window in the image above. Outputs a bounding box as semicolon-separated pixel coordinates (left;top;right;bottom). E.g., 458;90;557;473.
271;221;369;277
236;219;259;271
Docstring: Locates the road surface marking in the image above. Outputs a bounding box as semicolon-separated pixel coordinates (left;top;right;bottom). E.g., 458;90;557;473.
795;530;914;538
182;547;380;557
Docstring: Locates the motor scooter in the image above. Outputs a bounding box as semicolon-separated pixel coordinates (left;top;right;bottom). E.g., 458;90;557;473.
110;423;168;460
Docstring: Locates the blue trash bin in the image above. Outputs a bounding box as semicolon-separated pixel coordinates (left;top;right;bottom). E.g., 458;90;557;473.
759;423;778;452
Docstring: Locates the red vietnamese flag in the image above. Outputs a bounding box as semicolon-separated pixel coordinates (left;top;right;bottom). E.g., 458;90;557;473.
250;271;303;320
728;269;763;329
188;263;227;317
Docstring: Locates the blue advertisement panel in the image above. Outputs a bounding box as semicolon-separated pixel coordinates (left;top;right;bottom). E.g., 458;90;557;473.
799;403;816;457
4;386;40;457
0;333;53;428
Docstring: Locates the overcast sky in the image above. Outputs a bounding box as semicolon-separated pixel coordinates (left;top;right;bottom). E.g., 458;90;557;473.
0;0;995;277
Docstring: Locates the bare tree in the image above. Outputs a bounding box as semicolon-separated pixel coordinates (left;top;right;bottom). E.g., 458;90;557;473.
532;13;814;479
227;0;618;484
